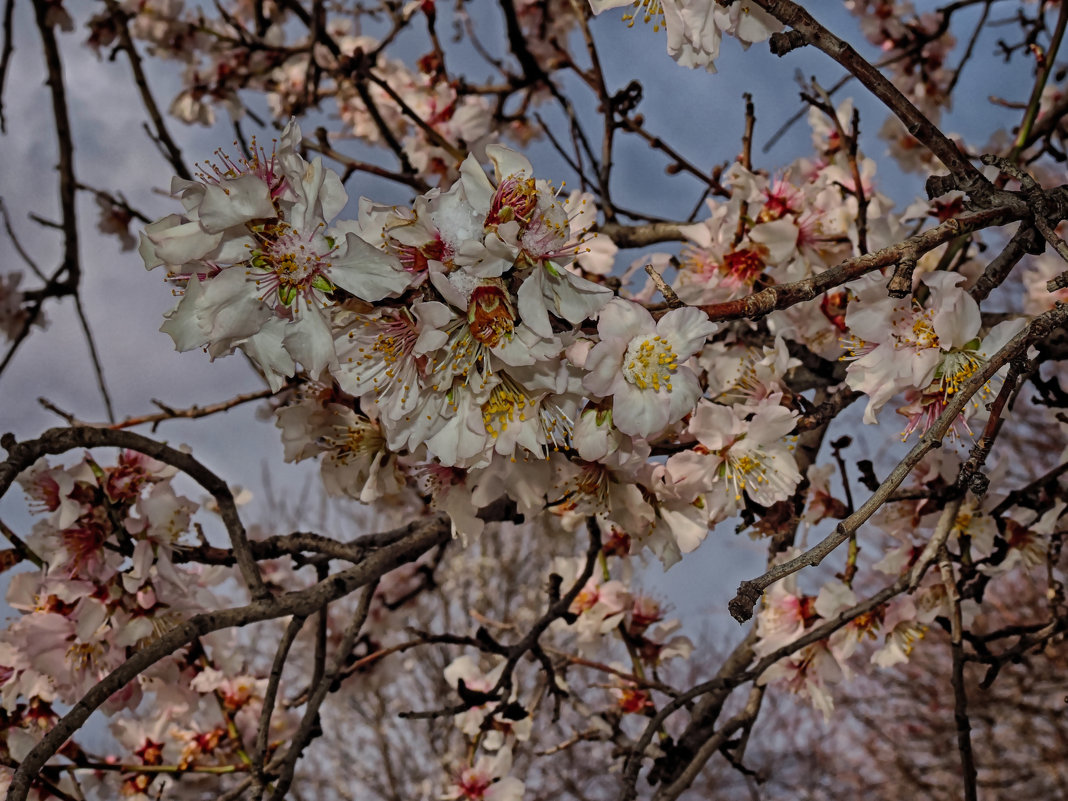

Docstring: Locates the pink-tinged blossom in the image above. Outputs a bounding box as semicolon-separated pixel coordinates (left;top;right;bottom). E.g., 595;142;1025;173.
275;397;405;502
635;617;694;666
456;145;612;334
758;639;845;721
442;746;525;801
844;271;985;425
649;0;722;71
979;502;1066;577
409;462;486;543
667;399;800;515
584;299;716;437
754;573;816;658
801;464;849;525
642;464;714;559
0;271;39;341
1021;250;1068;314
332;307;429;442
897;316;1025;440
554;556;631;642
672;201;797;306
588;0;779;72
701;336;800;407
562;190;618;276
17;457;84;530
548;456;654;537
869;596;932;668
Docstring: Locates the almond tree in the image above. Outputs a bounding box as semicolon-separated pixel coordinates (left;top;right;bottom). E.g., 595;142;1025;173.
1;2;1067;800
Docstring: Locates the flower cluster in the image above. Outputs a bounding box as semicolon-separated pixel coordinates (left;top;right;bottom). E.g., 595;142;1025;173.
142;124;815;556
1;451;290;800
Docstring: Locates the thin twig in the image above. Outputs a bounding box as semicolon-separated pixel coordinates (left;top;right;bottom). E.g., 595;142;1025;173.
72;294;115;423
938;545;978;801
645;264;684;309
759;0;988;193
249;614;307;799
702;203;1025;323
103;0;190;178
0;0;14;133
110;388;276;431
33;0;79;293
0;517;44;568
266;581;378;801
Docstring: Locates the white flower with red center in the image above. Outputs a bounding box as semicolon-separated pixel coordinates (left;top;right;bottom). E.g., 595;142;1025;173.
670;178;799;306
455;145;613;331
345;175;487;281
442;747;525;801
584;299;716;437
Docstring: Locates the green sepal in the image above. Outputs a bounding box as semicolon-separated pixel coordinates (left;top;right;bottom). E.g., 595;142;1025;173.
278;284;298;306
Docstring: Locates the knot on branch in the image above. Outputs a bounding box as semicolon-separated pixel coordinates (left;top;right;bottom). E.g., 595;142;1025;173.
769;29;807;56
886;252;917;298
610;80;643;117
745;288;778;320
926;173;959;200
968;471;990;497
728;580;762;623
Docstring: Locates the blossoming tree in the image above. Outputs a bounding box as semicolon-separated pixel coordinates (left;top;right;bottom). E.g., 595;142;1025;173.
2;0;1068;799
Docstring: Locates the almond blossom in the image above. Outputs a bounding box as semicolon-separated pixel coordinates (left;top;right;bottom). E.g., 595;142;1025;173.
442;746;525;801
844;271;981;424
587;0;780;72
143;121;411;390
583;299;716;438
